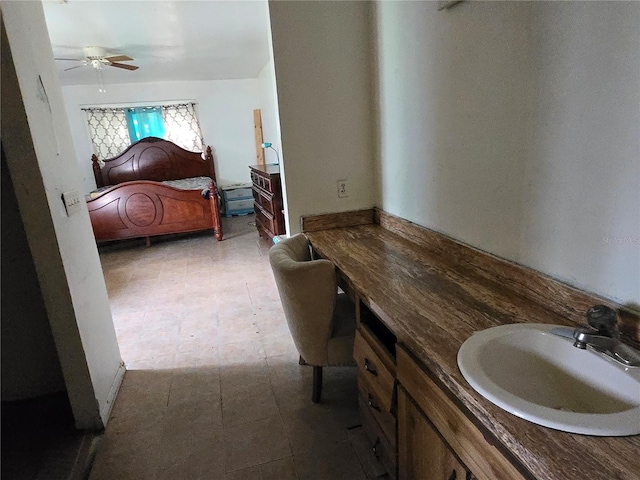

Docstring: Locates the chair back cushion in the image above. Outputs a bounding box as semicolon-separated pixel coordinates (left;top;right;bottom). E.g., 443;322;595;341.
269;234;337;365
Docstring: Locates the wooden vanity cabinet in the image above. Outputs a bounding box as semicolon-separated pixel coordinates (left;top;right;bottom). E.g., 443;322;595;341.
397;346;527;480
354;301;398;479
398;387;472;480
304;210;640;480
353;303;529;480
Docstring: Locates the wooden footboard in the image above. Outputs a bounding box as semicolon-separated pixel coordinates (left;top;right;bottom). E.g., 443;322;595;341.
87;180;222;242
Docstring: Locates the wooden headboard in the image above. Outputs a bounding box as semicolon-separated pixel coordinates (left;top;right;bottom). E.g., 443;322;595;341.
91;137;216;188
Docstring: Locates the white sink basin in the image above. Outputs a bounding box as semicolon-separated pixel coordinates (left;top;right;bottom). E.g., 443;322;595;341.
457;323;640;436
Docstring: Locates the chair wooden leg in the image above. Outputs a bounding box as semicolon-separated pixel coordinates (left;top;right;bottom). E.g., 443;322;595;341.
312;366;323;403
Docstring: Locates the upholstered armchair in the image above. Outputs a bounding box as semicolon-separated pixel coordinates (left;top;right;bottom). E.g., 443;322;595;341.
269;234;356;403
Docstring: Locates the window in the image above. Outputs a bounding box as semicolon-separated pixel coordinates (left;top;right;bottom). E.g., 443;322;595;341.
125;106;166;142
84;102;204;159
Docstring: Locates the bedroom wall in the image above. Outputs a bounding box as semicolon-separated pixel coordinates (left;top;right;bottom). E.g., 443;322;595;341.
2;1;123;429
62;79;260;193
268;0;376;234
373;1;639;305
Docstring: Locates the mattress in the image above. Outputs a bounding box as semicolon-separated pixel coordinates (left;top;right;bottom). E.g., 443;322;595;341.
87;176;213;199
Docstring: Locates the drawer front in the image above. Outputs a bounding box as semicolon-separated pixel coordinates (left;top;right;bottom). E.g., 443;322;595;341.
259;175;272;192
252;186;276;215
358;377;396;446
224;187;252;200
359;394;397;479
255;204;275;236
251;171;273;192
354;329;395;412
227;198;254;211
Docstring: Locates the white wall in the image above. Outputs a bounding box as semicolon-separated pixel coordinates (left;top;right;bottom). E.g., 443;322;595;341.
374;1;639;305
2;1;123;428
257;59;281;167
269;1;376;234
62;79;260;193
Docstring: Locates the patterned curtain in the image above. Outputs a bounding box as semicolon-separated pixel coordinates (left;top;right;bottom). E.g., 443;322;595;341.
84;102;204;160
162;103;204;152
84;108;129;159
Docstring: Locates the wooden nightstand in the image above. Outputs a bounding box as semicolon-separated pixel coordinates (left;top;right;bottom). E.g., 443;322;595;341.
221;184;254;217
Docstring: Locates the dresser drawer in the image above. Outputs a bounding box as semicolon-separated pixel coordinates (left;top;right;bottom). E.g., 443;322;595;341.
251;171;272;191
255;204;276;236
252;186;276;215
227;198;254;212
354;329;396;413
249;165;284;241
224;187;252;200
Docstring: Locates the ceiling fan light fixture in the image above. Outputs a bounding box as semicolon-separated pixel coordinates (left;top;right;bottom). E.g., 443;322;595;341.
83;46;108;60
96;67;106;93
54;45;138;92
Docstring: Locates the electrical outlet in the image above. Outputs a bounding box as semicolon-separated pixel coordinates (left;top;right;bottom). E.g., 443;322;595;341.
62;189;82;216
337;179;349;198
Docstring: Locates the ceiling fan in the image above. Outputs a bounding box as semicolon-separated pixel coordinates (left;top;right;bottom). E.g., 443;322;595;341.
55;46;139;72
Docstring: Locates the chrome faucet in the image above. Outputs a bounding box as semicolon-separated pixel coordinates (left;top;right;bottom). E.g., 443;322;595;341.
573;304;619;348
572;305;640;367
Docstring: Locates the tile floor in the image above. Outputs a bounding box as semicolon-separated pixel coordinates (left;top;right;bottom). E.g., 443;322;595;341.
90;216;387;480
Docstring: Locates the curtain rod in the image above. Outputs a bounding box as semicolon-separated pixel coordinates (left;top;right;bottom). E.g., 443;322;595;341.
81;101;197;111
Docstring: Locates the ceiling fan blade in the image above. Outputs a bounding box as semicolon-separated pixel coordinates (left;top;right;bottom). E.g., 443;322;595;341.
109;62;139;71
55;58;84;61
105;55;134;62
64;65;85;71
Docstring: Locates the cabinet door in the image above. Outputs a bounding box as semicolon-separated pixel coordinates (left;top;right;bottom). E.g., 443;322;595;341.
398;387;471;480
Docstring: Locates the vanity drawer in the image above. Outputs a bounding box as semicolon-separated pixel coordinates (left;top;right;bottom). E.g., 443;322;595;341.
354;329;396;413
359;394;397;479
358;377;396;446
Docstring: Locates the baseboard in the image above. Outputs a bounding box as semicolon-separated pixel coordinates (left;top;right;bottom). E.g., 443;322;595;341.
100;362;125;425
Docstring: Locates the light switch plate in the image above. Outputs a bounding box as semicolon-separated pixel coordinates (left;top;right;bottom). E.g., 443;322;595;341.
62;189;82;216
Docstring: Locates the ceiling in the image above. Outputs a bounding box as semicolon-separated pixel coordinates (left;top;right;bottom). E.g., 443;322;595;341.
42;0;272;87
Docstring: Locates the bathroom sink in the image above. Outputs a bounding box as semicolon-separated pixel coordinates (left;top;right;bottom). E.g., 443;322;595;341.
457;323;640;436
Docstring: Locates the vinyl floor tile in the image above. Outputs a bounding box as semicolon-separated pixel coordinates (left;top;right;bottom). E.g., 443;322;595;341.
222;416;291;472
293;441;367;480
91;216;374;480
260;457;299;480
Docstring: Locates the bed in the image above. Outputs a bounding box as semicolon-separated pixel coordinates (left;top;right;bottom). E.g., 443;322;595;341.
87;137;223;243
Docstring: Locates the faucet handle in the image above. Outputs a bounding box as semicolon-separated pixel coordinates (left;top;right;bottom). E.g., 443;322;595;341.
586;305;618;337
